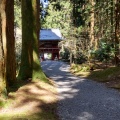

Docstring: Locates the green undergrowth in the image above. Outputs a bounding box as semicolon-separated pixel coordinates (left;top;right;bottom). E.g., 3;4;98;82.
70;63;120;89
0;99;12;108
0;108;58;120
88;67;120;82
32;71;48;83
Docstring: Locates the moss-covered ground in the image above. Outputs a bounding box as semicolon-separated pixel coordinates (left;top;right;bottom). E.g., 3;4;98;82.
70;63;120;89
0;80;58;120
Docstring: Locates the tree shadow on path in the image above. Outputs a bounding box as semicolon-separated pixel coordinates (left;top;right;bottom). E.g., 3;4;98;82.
41;60;120;120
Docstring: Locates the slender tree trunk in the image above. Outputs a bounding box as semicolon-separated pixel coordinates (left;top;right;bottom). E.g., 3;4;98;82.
89;0;95;49
70;51;72;66
0;0;7;99
110;0;114;41
88;0;95;65
6;0;16;86
0;20;7;99
114;0;120;66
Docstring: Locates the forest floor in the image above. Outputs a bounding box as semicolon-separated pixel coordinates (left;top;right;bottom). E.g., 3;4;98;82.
70;62;120;89
0;80;58;120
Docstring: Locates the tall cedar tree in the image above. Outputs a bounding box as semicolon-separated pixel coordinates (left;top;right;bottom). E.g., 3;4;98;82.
32;0;47;81
19;0;47;81
18;0;33;80
0;0;16;99
0;0;7;99
6;0;16;86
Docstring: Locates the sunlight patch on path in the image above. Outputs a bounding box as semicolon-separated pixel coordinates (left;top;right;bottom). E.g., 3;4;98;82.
41;61;120;120
59;65;70;72
56;78;85;100
77;112;94;120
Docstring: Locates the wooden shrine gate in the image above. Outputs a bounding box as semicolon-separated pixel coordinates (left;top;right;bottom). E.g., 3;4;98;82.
39;29;62;60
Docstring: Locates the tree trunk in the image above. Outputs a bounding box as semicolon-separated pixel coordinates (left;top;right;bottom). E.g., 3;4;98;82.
70;51;72;66
6;0;16;86
18;0;33;80
19;0;47;81
88;0;95;64
114;0;120;66
32;0;47;81
89;0;95;49
0;0;7;99
110;0;114;41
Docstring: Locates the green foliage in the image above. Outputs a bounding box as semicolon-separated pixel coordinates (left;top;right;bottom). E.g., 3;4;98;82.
76;51;87;64
14;0;21;28
15;41;22;74
41;0;119;66
41;0;72;38
0;87;7;100
14;0;22;74
88;67;120;82
74;0;119;65
71;63;90;72
80;64;90;72
0;101;5;107
60;48;70;60
93;41;115;62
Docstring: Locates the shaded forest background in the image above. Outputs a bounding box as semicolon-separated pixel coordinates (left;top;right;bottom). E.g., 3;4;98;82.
41;0;120;67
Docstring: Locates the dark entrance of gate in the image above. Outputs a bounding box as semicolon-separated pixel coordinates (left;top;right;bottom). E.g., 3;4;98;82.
39;29;63;60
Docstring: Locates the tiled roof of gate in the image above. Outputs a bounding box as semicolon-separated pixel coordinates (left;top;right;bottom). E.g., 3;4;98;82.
40;29;63;41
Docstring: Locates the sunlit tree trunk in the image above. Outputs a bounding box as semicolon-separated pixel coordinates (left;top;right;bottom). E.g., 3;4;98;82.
0;0;7;99
89;0;95;49
32;0;47;81
88;0;95;65
19;0;47;81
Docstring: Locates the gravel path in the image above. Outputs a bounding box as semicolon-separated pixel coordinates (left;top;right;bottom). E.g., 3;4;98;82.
41;60;120;120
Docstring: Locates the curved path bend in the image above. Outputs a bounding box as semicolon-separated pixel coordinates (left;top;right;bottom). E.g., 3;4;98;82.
41;61;120;120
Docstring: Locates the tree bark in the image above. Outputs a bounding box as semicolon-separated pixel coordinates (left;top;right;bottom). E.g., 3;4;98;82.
6;0;16;86
19;0;47;81
0;0;7;99
32;0;47;81
18;0;33;80
114;0;120;66
89;0;95;49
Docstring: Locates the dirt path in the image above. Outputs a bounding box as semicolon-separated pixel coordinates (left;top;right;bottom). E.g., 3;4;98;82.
0;81;58;120
41;60;120;120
